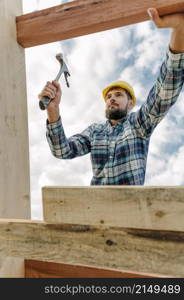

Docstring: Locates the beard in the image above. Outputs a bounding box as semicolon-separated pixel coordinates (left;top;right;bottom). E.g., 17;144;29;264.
105;108;128;120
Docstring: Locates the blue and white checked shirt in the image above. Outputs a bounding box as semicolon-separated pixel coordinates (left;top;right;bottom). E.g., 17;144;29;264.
46;48;184;185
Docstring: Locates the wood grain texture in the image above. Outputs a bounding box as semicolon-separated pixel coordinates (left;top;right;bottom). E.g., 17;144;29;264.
16;0;184;48
25;259;170;278
0;219;183;276
0;0;30;219
0;257;24;278
42;186;184;231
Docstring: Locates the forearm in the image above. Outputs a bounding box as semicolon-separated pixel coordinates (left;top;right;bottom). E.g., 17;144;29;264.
150;49;184;113
47;104;60;123
170;28;184;54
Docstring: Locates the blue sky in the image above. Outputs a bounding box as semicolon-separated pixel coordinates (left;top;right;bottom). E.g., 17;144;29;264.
23;0;184;219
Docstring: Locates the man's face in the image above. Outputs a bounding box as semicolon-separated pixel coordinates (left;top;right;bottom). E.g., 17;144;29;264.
105;87;133;121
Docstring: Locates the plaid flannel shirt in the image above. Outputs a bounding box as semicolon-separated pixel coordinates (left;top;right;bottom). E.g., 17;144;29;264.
46;48;184;185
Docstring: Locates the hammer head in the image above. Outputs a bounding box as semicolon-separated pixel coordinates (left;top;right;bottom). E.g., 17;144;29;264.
56;53;63;64
54;52;70;85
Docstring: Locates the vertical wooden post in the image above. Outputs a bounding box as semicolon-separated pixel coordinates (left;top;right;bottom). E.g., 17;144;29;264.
0;0;30;219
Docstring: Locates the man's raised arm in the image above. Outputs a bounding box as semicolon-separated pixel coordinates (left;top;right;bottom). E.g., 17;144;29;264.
38;80;92;159
131;8;184;138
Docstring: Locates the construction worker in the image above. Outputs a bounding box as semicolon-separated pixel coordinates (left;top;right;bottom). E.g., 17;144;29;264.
39;8;184;185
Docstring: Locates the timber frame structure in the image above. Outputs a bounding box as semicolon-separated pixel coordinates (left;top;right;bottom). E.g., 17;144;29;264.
0;0;184;278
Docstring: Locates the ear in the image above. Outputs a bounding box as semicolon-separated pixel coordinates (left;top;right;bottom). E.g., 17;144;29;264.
128;99;135;110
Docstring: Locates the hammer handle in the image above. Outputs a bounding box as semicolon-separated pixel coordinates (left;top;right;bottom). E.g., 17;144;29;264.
39;96;52;110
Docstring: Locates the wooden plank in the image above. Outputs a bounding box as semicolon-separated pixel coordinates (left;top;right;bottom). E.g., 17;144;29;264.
42;186;184;231
0;257;24;278
25;259;170;278
0;0;30;219
0;219;183;276
16;0;184;48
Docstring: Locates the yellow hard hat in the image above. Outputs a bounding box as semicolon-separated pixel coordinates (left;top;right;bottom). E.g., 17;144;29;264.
102;80;136;104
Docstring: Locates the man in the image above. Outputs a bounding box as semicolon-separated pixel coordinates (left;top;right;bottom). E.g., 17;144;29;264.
39;8;184;185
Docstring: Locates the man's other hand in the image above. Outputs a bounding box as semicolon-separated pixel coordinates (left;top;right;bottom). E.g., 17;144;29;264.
147;8;184;30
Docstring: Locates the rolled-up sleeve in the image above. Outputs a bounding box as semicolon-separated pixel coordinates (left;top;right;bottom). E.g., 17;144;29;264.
46;117;93;159
133;47;184;137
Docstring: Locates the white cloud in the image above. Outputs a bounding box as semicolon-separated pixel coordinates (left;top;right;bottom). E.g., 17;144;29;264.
146;145;184;185
23;0;67;13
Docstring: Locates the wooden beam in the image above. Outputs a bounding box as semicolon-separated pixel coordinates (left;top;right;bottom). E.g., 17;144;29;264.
42;186;184;231
0;219;183;276
16;0;184;48
24;259;169;278
0;1;30;218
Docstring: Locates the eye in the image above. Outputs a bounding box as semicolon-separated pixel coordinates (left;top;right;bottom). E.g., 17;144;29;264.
116;92;122;97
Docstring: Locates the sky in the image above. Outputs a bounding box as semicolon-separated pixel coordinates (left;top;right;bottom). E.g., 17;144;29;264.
22;0;184;220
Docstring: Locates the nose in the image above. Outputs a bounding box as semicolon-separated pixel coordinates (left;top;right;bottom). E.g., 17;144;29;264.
110;98;116;104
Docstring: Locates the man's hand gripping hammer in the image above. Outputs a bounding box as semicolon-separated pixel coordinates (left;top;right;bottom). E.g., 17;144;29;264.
39;53;70;110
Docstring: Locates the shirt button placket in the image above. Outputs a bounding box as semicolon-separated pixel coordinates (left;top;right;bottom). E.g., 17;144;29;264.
109;139;115;179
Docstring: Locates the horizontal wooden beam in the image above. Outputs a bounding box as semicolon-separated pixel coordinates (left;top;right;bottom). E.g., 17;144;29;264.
24;259;168;278
16;0;184;48
0;219;183;276
42;186;184;231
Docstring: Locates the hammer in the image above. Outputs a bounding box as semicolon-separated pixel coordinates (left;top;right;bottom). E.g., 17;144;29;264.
39;53;70;110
